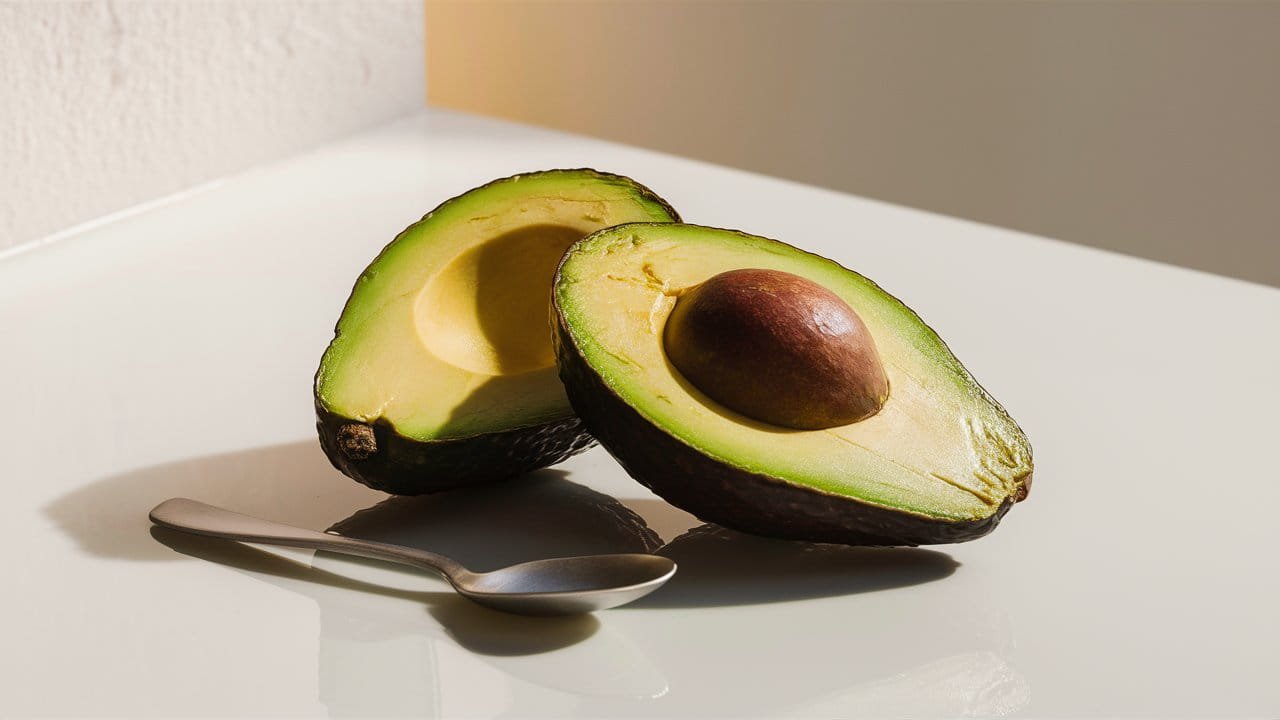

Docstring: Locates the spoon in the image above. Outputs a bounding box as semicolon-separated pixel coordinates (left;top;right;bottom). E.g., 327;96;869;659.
149;498;676;616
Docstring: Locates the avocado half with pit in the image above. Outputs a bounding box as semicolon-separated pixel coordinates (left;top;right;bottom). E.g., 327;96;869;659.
315;170;679;494
552;223;1032;545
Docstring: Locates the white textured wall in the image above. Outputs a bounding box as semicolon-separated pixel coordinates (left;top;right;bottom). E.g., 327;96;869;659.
0;1;423;250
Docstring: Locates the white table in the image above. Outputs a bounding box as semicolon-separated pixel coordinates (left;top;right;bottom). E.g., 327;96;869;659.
3;110;1278;718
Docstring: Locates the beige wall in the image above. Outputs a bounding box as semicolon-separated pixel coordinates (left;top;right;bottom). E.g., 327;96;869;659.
426;1;1280;287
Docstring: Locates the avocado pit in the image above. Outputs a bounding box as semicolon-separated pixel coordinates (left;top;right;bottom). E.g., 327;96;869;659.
662;268;890;430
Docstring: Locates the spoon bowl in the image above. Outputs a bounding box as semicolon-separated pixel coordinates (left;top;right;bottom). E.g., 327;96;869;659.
149;498;675;616
459;554;677;615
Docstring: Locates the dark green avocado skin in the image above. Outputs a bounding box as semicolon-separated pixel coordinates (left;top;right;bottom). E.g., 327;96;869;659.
551;311;1012;547
316;404;595;495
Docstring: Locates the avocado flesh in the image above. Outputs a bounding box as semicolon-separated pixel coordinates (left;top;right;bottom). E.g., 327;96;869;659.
315;171;679;493
553;223;1032;544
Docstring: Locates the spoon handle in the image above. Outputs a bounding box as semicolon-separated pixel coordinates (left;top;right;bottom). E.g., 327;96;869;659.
149;498;468;580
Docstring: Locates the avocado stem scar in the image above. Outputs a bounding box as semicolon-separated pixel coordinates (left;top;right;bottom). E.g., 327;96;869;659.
337;423;377;460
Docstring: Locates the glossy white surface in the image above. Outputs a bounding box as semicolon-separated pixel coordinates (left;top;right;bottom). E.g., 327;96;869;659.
3;110;1278;718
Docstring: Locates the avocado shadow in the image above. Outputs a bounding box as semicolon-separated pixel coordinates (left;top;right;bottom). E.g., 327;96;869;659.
324;471;661;571
624;515;959;609
45;441;383;562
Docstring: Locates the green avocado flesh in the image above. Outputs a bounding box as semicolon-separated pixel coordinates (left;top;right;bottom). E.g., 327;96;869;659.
553;223;1032;544
315;170;678;493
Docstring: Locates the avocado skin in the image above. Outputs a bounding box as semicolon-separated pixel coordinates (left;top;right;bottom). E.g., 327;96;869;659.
552;311;1012;547
316;404;595;495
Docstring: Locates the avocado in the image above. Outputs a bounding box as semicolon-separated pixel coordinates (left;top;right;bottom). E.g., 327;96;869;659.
552;223;1032;545
315;170;679;494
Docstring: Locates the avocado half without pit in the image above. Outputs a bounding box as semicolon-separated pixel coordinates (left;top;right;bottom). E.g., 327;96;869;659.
315;170;679;494
552;223;1033;546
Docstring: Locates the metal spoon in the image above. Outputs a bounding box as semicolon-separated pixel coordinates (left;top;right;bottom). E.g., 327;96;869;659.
149;498;676;616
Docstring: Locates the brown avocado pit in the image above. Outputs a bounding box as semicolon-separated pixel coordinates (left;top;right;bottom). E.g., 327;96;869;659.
663;268;890;430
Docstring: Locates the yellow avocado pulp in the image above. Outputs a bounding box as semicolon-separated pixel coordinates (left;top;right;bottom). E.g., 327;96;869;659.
555;225;1032;522
316;172;678;441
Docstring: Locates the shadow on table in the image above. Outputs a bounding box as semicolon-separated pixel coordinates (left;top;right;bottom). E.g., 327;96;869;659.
46;439;958;613
325;476;661;572
44;441;378;562
627;516;959;609
326;493;956;609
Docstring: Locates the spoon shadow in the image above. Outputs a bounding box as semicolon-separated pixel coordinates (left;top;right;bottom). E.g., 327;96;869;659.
150;525;598;655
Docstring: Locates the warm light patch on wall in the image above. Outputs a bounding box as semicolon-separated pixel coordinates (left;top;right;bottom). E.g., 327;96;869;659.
424;0;1280;287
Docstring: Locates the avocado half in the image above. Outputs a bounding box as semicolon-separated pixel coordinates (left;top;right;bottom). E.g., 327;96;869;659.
552;223;1033;545
315;170;679;494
